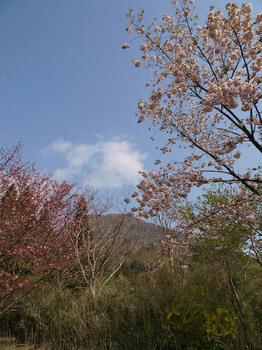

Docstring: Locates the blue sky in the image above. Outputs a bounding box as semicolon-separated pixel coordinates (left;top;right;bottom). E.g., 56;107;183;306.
1;0;262;193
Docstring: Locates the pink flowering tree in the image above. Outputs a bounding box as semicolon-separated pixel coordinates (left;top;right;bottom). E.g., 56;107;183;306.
124;1;262;260
0;143;83;316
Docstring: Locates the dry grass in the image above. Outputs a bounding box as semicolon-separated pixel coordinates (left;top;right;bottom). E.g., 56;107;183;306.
0;337;44;350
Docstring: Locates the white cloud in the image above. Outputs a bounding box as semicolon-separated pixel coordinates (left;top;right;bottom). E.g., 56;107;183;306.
45;139;146;188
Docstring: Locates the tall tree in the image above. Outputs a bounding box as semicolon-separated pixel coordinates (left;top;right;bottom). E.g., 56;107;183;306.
0;143;82;315
124;1;262;256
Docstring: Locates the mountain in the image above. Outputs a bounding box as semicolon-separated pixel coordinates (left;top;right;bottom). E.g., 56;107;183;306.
103;213;165;244
87;213;187;245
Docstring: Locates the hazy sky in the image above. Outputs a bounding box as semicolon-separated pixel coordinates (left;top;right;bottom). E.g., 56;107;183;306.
1;0;262;192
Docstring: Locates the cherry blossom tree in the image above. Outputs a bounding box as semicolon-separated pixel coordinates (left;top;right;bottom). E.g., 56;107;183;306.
124;1;262;257
0;143;82;315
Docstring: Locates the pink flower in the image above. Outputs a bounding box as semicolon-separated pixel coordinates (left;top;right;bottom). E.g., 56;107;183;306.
256;13;262;23
154;26;162;34
132;59;142;67
122;43;130;49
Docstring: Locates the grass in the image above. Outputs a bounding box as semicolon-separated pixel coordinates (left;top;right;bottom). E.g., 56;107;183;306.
0;337;40;350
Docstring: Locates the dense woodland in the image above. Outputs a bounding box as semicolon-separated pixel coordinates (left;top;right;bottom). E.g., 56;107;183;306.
2;0;262;349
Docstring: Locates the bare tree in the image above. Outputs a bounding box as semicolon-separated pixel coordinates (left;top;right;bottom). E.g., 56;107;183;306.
66;189;138;298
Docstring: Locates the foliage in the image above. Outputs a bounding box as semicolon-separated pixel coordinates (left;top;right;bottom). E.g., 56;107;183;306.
1;249;261;350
